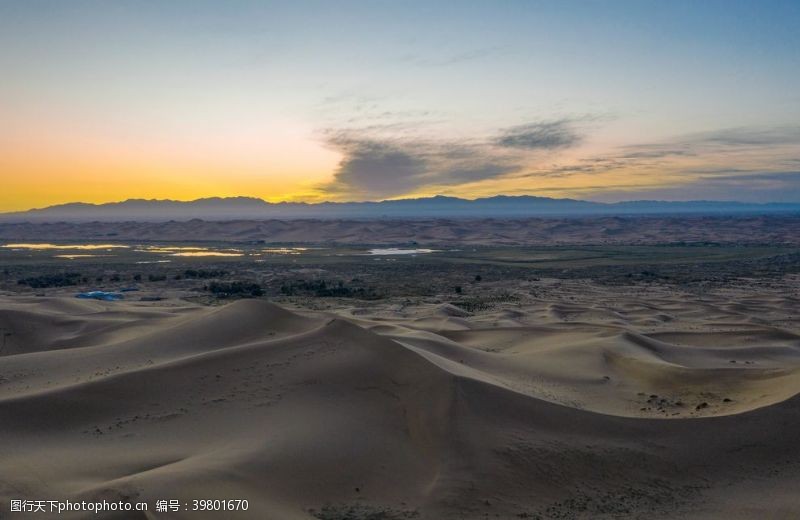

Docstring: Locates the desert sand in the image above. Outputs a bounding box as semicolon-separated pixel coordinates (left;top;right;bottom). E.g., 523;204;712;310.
1;278;799;519
2;215;800;246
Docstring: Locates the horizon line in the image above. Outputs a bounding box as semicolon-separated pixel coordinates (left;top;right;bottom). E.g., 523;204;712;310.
6;194;800;215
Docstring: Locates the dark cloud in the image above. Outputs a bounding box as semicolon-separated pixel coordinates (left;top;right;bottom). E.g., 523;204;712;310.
321;119;588;198
495;119;583;150
325;138;427;196
322;131;520;198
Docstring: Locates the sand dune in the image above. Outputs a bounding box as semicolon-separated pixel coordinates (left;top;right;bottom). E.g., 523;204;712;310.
1;295;799;518
2;215;800;245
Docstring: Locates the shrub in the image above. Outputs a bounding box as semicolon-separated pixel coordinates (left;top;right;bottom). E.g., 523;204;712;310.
207;281;263;298
184;269;227;279
17;272;83;288
279;279;380;299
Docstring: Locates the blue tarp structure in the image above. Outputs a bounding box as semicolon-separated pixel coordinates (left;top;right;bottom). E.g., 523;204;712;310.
76;291;124;301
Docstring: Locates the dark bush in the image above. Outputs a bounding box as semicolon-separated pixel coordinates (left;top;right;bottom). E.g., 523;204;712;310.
18;272;83;288
279;279;379;299
207;281;263;298
184;269;227;279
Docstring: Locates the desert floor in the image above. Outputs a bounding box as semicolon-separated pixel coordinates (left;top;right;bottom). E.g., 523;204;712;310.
1;272;799;519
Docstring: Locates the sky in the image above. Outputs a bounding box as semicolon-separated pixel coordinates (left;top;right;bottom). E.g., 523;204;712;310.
1;0;799;211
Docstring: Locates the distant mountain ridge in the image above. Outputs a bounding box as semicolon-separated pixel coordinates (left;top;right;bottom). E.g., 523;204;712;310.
2;195;799;222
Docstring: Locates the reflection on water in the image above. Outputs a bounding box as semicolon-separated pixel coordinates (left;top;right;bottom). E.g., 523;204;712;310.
2;243;129;250
53;254;112;259
1;242;251;259
262;247;309;255
367;248;439;255
1;242;439;260
170;252;244;257
135;246;210;253
135;245;244;256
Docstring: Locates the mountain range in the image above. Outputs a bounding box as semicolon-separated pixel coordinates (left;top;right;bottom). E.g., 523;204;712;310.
2;195;799;222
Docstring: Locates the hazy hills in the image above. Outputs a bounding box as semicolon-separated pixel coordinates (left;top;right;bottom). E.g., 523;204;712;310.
2;195;800;222
2;215;800;245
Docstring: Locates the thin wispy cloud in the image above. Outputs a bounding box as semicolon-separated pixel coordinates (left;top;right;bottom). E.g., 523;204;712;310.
496;119;583;151
401;45;509;67
689;126;800;147
621;126;800;159
518;124;800;180
593;171;800;203
507;125;800;202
